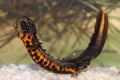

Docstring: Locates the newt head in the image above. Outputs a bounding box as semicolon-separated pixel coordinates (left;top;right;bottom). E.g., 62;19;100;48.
14;16;36;38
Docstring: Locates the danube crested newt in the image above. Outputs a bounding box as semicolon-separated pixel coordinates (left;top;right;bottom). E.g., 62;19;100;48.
14;9;108;76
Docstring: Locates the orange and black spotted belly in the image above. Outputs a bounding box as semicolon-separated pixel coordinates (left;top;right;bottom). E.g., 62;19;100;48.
28;48;77;74
22;34;78;74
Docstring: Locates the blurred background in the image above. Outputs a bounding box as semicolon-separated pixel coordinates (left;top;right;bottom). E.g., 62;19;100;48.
0;0;120;69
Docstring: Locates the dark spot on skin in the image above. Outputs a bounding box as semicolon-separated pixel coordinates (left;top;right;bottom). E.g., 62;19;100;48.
26;41;30;46
28;36;31;39
35;55;40;60
43;61;47;65
38;59;44;67
44;65;51;71
31;52;37;56
28;49;31;52
51;66;58;72
23;34;26;39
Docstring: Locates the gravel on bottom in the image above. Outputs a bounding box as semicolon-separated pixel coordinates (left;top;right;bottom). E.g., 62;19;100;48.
0;64;119;80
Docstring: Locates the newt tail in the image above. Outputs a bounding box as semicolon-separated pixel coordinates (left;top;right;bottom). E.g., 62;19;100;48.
62;9;108;69
14;9;108;75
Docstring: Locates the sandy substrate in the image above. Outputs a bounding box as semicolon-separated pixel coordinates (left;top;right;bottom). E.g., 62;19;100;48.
0;64;119;80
